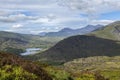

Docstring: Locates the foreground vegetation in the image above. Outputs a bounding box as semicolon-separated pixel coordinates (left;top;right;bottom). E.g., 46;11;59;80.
0;52;74;80
1;52;120;80
0;52;52;80
0;65;38;80
63;56;120;80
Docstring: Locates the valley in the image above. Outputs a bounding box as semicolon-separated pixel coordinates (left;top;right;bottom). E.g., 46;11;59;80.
0;21;120;80
0;31;64;55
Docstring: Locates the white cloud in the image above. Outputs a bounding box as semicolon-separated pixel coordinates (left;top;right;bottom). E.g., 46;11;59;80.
90;20;115;25
31;14;87;27
0;14;38;23
31;14;56;23
12;24;23;28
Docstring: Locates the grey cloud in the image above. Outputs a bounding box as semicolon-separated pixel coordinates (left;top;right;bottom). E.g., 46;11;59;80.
58;0;120;16
0;0;55;4
0;0;57;11
0;11;9;16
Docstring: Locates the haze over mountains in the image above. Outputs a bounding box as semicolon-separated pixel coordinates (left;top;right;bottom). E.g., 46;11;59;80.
39;25;104;37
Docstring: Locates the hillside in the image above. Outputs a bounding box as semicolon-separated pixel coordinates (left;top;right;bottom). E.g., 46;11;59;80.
34;21;120;62
0;31;63;54
0;31;31;54
63;56;120;80
0;31;29;47
64;56;120;72
0;52;52;80
90;21;120;40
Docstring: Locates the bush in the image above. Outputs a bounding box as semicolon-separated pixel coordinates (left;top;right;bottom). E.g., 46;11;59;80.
0;65;38;80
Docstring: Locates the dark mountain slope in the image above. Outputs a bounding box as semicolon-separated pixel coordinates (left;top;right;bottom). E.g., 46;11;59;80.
37;35;120;62
0;52;52;80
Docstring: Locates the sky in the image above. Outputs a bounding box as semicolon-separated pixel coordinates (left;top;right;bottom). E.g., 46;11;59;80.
0;0;120;34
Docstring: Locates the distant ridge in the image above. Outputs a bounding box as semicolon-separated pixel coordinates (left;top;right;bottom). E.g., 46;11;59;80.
40;24;103;37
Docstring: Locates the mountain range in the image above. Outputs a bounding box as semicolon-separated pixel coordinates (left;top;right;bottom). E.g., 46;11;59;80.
34;21;120;62
40;24;103;37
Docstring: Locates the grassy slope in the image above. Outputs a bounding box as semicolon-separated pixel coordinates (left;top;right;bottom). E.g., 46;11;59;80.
64;56;120;71
90;21;120;40
63;56;120;80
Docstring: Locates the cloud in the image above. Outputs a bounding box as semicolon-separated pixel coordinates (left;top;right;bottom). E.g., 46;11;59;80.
0;0;119;34
58;0;120;17
31;14;58;26
90;20;114;25
0;14;38;23
12;24;23;28
0;11;10;16
31;13;86;27
0;0;57;11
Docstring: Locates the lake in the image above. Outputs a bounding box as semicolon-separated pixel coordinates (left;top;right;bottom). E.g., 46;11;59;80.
21;48;41;56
